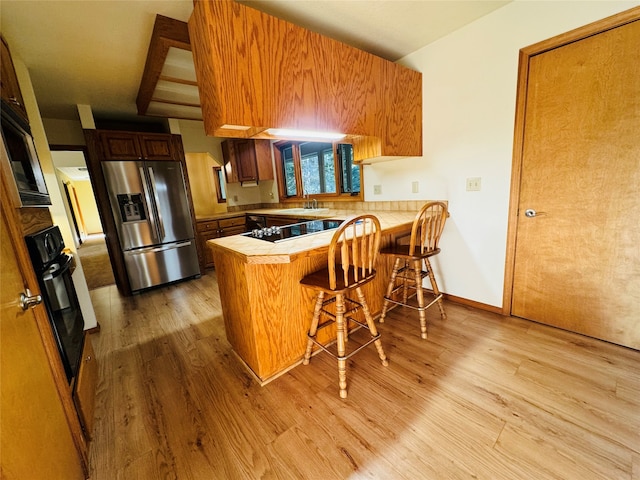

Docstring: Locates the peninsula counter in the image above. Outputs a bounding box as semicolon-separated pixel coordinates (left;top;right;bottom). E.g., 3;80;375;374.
208;210;417;384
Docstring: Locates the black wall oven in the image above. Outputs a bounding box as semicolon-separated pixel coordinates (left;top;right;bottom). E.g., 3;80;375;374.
25;225;84;383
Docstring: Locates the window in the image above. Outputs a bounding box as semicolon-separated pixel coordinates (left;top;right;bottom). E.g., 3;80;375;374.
212;166;226;203
274;141;362;201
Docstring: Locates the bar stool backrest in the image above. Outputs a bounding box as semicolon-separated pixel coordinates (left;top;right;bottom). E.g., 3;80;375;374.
409;202;448;257
328;214;381;290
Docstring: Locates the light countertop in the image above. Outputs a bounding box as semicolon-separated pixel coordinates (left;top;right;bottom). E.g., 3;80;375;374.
207;209;417;264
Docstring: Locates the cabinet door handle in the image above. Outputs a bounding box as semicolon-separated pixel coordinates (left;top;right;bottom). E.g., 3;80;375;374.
8;96;22;107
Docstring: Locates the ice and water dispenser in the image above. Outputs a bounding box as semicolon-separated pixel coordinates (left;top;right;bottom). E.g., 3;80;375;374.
116;193;147;223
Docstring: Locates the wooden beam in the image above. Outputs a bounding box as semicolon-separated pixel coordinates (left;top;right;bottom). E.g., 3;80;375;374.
136;15;191;116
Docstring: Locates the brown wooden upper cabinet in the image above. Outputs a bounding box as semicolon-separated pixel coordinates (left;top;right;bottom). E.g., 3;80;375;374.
221;138;274;184
188;0;422;162
98;131;178;161
1;36;29;123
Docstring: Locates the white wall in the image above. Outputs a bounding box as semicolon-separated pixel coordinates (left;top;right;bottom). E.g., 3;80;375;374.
13;55;98;329
365;0;639;308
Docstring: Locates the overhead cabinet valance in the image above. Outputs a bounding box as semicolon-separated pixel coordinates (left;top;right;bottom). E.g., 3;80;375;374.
188;0;422;162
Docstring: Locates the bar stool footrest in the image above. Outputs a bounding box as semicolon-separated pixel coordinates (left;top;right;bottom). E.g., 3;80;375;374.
308;330;382;361
383;293;443;312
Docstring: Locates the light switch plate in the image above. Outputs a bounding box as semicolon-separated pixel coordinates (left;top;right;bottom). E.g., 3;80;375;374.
411;181;419;193
373;185;382;195
466;177;481;191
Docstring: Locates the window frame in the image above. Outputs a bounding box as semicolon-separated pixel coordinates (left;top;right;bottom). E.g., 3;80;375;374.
212;166;226;203
273;140;363;203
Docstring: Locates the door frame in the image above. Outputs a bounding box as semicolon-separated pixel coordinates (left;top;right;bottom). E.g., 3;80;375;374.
502;6;640;315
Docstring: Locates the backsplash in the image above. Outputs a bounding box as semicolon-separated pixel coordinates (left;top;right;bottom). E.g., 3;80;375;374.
227;200;443;213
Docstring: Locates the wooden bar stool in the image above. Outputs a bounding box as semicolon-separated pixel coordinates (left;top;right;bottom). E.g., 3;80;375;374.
379;202;448;339
300;214;388;399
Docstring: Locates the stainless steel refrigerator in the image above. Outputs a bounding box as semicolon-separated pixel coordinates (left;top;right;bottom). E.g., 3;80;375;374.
102;160;200;292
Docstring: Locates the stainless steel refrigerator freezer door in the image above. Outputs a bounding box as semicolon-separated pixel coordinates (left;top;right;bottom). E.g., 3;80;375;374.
145;161;195;244
102;161;159;250
123;240;200;292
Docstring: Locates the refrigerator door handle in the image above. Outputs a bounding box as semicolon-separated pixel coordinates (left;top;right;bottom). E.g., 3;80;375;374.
147;167;166;241
139;166;161;241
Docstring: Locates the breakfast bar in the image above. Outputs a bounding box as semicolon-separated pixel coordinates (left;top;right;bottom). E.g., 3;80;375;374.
208;210;418;384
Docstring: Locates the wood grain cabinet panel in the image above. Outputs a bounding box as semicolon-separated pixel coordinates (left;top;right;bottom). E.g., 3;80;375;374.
98;131;176;160
222;138;273;184
0;36;29;123
188;0;422;161
197;215;246;269
138;134;176;160
73;335;98;439
197;222;220;269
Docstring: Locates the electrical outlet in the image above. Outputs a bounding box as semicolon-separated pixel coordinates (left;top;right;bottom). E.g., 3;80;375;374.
466;177;481;192
411;181;419;193
373;184;382;195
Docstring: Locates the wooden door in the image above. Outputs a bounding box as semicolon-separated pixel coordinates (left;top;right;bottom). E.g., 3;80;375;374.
0;204;84;479
510;14;640;349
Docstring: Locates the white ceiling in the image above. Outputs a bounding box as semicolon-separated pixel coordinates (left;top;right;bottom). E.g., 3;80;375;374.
0;0;510;122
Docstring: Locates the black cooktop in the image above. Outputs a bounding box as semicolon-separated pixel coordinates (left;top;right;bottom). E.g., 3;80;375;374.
245;219;343;243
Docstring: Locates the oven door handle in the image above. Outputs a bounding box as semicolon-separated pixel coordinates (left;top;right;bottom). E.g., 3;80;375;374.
43;255;73;280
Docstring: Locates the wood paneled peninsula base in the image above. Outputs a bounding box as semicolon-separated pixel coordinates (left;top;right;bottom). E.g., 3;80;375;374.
209;210;417;384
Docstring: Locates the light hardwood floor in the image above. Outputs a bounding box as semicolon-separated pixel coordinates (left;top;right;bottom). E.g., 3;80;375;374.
87;272;639;479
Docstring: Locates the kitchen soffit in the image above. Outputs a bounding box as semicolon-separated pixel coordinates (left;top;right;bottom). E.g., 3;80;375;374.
136;15;202;121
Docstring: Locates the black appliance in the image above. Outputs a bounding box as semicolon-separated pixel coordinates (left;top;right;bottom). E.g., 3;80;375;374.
0;101;51;206
246;214;266;231
25;226;84;383
245;219;343;243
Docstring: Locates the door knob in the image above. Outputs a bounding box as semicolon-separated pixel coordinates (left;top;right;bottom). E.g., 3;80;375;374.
20;289;42;311
524;209;546;218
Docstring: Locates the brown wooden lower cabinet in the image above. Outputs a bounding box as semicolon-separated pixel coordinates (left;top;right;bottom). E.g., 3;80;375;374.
73;334;98;440
197;215;247;269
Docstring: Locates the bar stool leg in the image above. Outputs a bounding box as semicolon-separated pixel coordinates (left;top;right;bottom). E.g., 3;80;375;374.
402;259;410;305
303;291;325;365
425;258;446;319
413;259;428;339
356;287;388;366
335;293;348;398
380;257;402;323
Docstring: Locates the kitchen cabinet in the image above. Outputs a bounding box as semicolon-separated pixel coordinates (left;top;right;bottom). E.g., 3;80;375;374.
0;36;29;123
222;138;273;184
189;0;422;162
98;130;178;161
196;215;246;268
73;334;98;439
